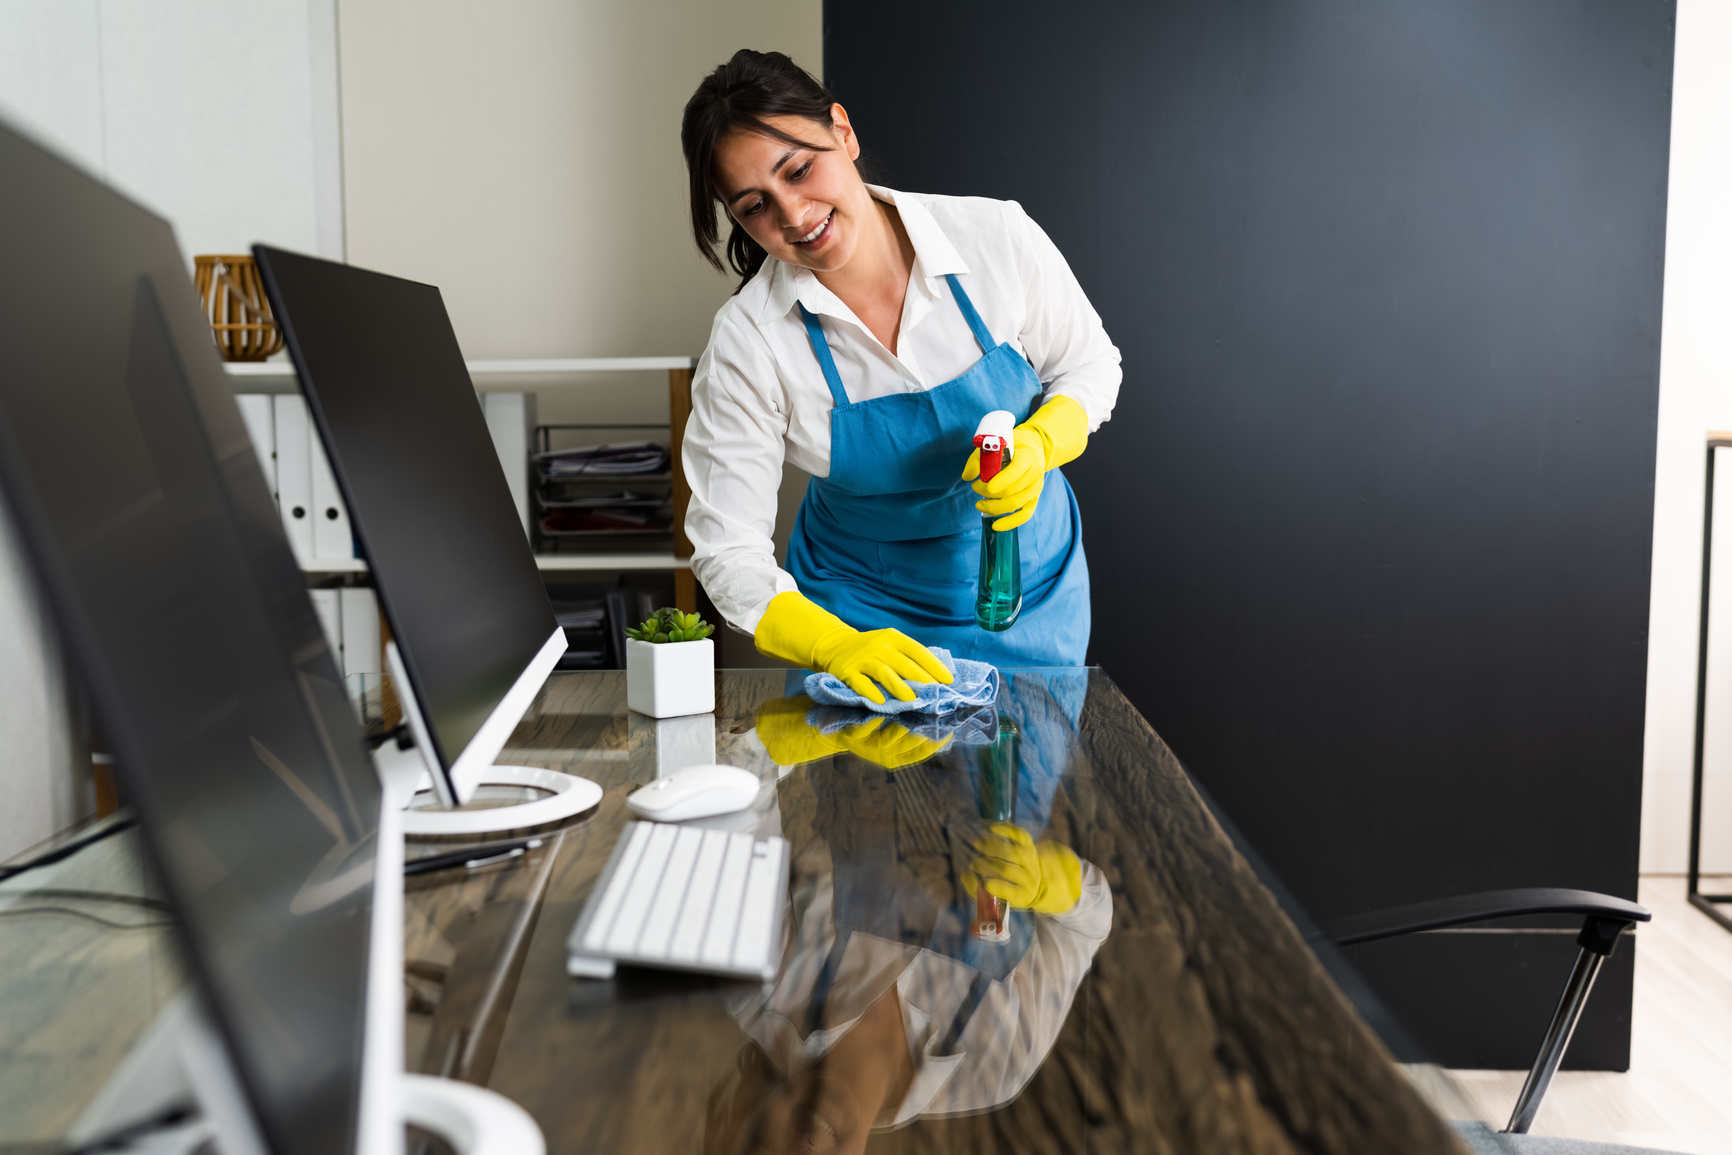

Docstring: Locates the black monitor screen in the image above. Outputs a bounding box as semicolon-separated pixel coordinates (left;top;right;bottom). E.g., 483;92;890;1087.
252;247;557;772
0;124;380;1155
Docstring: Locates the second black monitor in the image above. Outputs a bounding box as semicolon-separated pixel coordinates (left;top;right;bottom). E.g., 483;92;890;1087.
254;246;564;804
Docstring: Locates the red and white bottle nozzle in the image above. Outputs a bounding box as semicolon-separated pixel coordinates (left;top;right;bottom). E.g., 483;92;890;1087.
973;410;1017;483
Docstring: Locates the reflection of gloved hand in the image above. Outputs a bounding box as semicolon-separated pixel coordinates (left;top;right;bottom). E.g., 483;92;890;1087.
961;394;1090;531
961;822;1083;915
833;714;950;769
753;591;952;705
755;697;948;769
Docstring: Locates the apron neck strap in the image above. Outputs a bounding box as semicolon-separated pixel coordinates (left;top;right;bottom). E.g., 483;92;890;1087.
797;304;852;409
800;276;993;407
945;274;996;354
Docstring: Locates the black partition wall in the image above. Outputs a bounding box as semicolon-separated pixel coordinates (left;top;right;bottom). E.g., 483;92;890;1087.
824;2;1672;1067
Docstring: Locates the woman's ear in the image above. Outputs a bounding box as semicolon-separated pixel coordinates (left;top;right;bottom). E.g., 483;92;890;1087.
831;102;862;162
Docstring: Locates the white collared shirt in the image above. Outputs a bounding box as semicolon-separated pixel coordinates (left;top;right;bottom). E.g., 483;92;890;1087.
683;186;1123;634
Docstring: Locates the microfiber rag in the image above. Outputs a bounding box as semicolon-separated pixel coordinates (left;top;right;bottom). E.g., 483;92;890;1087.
806;702;1001;747
803;647;999;715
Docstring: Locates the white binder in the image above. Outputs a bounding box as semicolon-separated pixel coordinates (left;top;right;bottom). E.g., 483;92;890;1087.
272;395;314;564
339;588;382;676
310;589;342;667
480;391;535;537
310;428;353;560
234;394;276;494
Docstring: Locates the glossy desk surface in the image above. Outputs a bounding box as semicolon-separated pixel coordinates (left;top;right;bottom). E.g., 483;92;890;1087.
405;668;1463;1154
0;668;1468;1153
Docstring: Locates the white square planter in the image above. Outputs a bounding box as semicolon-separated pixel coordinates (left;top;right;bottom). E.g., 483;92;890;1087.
626;637;714;718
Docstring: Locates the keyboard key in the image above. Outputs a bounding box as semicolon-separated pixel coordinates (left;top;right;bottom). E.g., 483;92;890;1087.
637;826;704;957
605;822;678;954
581;822;650;952
733;842;781;972
700;833;755;966
668;829;728;962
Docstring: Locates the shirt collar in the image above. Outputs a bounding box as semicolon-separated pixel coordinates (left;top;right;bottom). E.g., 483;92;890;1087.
757;185;969;325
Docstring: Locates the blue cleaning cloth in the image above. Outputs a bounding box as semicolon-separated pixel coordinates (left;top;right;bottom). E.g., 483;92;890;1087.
806;701;1001;746
803;647;999;715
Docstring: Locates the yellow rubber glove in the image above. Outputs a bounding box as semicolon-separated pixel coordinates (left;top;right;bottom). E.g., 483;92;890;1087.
753;591;952;705
961;394;1091;532
961;822;1084;915
754;695;843;766
755;697;948;769
830;714;948;768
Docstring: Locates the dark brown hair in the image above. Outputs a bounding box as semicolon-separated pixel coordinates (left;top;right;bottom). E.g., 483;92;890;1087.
681;50;848;289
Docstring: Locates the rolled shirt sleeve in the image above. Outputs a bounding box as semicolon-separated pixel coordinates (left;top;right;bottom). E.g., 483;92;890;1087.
683;316;801;635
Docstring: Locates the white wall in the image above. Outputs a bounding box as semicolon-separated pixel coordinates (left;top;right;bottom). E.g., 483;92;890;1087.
0;0;343;262
1641;0;1732;874
336;0;821;427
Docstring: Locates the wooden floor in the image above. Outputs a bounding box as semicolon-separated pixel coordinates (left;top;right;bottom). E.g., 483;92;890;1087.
1445;877;1732;1154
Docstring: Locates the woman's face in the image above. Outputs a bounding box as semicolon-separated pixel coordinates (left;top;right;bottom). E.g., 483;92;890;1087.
714;106;875;274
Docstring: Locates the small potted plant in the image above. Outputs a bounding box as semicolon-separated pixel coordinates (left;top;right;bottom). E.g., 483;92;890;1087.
625;608;716;718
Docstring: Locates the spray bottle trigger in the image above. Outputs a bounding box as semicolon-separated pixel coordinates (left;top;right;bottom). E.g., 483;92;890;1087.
973;410;1018;484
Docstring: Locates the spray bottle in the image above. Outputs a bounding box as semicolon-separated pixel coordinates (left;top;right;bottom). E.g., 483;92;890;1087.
970;716;1021;943
973;411;1023;631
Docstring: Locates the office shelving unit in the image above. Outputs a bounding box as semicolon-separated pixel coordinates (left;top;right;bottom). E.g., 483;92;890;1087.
228;357;700;608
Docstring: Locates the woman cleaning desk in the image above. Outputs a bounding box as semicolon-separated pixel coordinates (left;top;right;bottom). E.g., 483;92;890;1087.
679;50;1122;704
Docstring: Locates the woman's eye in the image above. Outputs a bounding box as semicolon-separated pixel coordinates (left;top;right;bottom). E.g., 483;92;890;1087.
743;199;765;216
790;162;812;181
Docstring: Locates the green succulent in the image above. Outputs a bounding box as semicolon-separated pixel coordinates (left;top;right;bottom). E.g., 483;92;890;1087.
625;607;715;644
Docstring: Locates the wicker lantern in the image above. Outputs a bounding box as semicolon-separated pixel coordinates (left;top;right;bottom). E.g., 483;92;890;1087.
193;254;285;362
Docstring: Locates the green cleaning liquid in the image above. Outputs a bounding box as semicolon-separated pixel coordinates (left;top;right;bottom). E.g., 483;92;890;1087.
975;514;1022;631
977;716;1021;823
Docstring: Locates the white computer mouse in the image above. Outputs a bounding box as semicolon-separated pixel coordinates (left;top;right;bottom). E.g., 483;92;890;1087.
625;764;761;822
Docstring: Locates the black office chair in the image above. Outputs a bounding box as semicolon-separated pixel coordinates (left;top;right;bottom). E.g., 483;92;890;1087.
1322;889;1651;1139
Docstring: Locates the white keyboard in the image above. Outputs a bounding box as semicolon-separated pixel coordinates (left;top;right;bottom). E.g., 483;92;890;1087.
566;821;789;981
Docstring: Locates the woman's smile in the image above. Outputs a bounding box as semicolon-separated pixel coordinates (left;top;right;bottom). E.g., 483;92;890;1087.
792;210;835;250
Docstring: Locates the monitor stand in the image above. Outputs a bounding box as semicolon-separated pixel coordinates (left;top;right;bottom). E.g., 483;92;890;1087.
69;745;547;1155
386;640;603;837
66;997;539;1155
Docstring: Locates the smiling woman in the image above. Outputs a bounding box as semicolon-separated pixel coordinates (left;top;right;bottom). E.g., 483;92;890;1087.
677;51;1121;695
680;53;874;290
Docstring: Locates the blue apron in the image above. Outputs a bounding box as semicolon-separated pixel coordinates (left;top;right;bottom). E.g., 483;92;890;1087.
784;274;1090;667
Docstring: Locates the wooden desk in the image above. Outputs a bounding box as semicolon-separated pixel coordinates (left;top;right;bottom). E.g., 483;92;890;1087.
404;668;1464;1154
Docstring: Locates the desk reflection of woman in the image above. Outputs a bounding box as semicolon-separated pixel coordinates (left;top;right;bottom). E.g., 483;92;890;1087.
706;834;1113;1153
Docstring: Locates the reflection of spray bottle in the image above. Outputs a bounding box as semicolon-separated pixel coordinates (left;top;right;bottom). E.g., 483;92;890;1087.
973;411;1023;632
971;716;1021;942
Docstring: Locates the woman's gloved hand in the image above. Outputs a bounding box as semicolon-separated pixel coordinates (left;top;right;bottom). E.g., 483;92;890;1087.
961;394;1090;531
755;696;948;769
753;591;952;705
960;822;1083;915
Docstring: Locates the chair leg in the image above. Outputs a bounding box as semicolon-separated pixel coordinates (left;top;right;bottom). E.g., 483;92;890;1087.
1503;946;1605;1134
